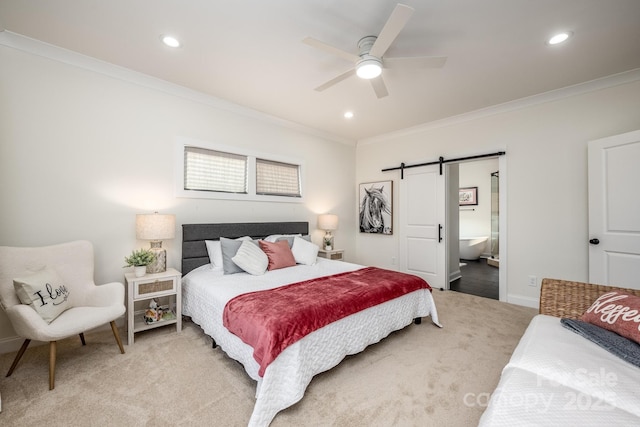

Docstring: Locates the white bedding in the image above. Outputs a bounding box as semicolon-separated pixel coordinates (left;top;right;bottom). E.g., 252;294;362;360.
479;315;640;426
182;258;440;426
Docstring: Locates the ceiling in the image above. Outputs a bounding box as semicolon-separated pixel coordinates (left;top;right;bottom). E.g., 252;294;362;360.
1;0;640;142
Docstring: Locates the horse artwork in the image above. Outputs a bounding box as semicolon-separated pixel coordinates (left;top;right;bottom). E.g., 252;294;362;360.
359;181;393;234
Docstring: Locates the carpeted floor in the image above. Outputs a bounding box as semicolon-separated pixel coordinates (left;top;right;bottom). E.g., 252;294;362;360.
0;290;537;426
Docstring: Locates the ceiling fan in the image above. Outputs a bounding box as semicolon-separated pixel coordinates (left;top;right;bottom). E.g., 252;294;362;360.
303;3;447;99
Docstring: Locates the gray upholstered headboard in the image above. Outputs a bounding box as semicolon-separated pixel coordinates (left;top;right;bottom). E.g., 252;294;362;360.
181;222;309;276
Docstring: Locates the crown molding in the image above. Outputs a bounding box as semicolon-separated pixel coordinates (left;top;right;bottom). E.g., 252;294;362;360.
358;67;640;146
0;30;356;147
3;29;637;149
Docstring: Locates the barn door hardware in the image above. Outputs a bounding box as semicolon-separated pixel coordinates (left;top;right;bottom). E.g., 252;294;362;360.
438;224;443;242
382;151;506;178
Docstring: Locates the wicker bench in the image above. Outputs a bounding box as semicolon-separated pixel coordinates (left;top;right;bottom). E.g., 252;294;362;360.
480;278;640;426
539;277;640;319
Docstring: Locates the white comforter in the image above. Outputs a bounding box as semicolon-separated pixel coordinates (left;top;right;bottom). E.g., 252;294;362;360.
479;315;640;426
182;258;440;426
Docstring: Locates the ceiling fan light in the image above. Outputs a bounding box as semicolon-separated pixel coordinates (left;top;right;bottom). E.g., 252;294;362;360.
356;58;382;79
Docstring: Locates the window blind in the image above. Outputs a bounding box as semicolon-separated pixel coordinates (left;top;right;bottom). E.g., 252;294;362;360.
184;146;247;193
256;158;301;197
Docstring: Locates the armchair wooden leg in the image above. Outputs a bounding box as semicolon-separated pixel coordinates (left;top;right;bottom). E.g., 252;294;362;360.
79;333;86;346
110;321;125;354
49;341;56;390
6;339;31;377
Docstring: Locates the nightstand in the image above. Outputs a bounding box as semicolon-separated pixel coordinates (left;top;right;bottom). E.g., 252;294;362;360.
125;267;182;345
317;249;344;261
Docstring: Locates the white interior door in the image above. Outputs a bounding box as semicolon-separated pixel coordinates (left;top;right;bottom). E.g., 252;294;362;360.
399;165;447;289
588;129;640;288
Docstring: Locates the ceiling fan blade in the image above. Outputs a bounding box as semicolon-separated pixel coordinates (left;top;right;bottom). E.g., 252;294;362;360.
369;4;414;58
314;68;356;92
303;37;360;62
370;76;389;99
383;56;447;69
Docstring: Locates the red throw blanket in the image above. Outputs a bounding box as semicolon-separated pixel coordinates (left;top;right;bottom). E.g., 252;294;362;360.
223;267;431;376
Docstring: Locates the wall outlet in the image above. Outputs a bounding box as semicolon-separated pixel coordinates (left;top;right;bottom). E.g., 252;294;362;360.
391;256;396;265
528;275;537;287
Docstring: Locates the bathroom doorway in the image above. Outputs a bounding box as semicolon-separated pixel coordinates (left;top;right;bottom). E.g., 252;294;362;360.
450;158;499;300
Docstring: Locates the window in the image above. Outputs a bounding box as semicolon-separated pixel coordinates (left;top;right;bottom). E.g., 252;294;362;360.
256;159;301;197
184;147;247;194
177;137;304;202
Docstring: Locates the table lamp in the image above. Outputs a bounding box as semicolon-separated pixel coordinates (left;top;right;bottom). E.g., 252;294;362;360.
318;214;338;251
136;212;176;273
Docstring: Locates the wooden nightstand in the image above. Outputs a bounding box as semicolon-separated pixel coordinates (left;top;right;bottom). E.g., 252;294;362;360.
317;249;344;261
125;267;182;345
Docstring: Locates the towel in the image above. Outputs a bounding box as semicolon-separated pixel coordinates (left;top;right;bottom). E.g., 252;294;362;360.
561;318;640;368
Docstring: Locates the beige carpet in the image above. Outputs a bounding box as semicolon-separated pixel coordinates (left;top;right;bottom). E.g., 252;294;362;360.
0;290;536;426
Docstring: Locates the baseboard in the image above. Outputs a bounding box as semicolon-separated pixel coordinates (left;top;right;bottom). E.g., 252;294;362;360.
449;269;462;283
0;316;125;355
506;294;539;309
0;335;29;355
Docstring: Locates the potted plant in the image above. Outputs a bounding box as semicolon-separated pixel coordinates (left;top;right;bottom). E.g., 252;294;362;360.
124;248;156;277
323;236;333;251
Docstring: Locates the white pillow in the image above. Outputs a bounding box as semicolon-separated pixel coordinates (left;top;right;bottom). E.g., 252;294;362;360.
232;240;269;275
291;236;319;266
14;267;72;323
205;240;223;269
206;236;252;269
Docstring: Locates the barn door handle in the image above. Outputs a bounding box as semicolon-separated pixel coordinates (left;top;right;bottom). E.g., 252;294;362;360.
589;238;600;245
438;224;443;243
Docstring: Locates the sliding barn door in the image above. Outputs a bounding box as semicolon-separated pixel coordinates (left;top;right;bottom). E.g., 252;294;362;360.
399;165;447;289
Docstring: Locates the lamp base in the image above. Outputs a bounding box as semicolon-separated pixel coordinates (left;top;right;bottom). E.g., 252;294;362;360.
146;241;167;274
323;232;334;251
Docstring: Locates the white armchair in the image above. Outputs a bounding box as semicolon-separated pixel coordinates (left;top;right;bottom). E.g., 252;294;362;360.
0;240;125;390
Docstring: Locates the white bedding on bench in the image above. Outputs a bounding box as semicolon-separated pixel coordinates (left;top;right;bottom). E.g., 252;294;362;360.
479;314;640;426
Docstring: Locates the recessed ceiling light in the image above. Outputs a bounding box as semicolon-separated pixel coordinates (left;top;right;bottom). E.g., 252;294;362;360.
344;111;354;119
547;32;571;45
161;35;181;48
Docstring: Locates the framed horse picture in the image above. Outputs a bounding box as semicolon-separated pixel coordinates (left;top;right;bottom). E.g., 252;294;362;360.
359;180;393;234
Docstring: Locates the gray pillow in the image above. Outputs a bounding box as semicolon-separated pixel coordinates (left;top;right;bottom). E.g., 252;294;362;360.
220;237;259;274
276;234;311;248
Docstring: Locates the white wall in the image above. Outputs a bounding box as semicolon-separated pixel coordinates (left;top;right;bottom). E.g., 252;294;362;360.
2;31;640;346
459;159;498;244
0;39;356;347
355;74;640;307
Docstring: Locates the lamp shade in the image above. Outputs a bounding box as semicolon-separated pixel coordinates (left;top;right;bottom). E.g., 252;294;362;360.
136;213;176;240
318;214;338;231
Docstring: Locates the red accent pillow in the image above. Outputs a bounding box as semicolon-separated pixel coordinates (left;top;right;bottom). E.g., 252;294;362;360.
258;240;296;271
581;291;640;344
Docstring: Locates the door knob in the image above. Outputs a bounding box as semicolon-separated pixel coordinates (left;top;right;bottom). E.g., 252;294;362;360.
589;238;600;245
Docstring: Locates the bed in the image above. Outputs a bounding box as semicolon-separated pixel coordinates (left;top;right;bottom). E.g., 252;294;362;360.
181;222;441;426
